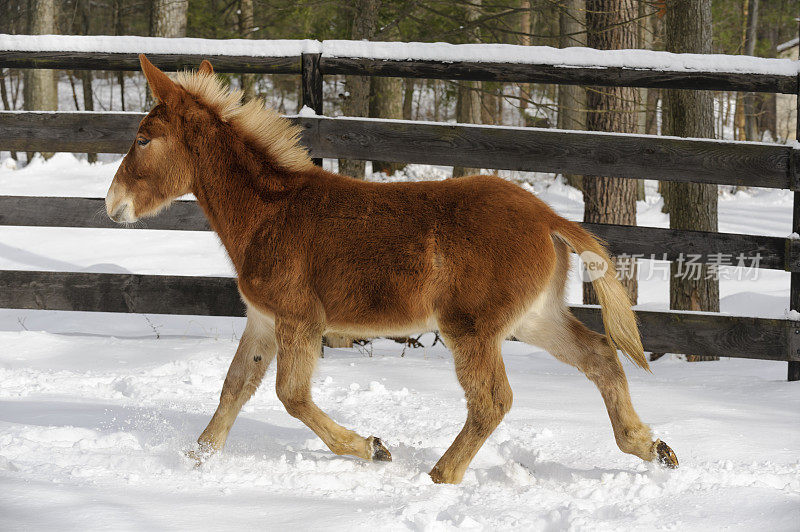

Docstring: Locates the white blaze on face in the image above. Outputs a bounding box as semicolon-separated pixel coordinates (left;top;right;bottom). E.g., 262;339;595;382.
105;180;138;223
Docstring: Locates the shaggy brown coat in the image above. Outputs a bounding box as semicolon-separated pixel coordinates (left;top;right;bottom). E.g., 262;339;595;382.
104;55;678;484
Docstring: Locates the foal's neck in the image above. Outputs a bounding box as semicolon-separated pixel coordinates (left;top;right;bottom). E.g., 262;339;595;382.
188;130;295;272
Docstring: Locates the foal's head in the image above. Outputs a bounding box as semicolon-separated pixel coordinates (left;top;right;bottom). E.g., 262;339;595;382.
105;55;213;223
106;54;312;224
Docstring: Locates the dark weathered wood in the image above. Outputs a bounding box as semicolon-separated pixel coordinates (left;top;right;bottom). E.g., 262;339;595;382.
301;53;323;115
0;111;141;153
0;269;792;361
571;306;794;362
0;51;302;74
1;112;792;188
300;116;791;189
583;222;792;271
789;68;800;381
0;50;793;94
301;53;323;166
0;270;243;316
0;196;791;271
0;196;211;231
320;57;797;95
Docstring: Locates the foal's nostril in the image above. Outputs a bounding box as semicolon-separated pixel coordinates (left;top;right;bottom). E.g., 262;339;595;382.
109;203;132;223
109;204;123;222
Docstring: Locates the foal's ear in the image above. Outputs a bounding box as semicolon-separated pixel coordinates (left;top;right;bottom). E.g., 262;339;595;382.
139;54;178;105
198;60;214;76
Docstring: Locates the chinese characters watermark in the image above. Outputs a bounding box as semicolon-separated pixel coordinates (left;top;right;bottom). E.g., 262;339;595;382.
578;252;762;282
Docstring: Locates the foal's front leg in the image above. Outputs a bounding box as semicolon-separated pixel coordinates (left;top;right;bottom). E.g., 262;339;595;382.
274;316;391;462
189;308;277;461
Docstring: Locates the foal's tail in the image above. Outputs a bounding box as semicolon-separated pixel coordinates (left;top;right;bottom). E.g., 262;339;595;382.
552;220;649;372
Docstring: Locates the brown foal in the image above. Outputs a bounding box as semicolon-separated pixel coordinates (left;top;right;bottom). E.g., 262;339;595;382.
105;55;678;484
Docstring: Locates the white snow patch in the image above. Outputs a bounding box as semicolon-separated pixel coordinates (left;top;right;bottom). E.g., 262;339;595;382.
2;34;797;77
297;105;318;117
0;34;320;57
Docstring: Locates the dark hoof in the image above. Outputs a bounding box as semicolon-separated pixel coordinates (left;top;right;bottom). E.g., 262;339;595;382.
654;439;678;469
370;437;392;462
429;466;446;484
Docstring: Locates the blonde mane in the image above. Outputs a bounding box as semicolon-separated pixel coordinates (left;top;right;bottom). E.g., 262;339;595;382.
174;70;313;172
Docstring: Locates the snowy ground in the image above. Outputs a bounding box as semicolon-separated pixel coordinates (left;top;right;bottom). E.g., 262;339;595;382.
1;155;799;530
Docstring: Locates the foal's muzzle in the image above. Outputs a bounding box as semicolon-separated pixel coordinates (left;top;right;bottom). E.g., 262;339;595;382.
105;181;137;223
108;202;136;223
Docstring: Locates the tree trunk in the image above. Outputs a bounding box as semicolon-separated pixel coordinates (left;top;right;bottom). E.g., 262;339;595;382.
518;0;531;117
148;0;187;107
24;0;58;161
583;0;639;305
664;0;719;362
369;24;405;175
114;0;125;111
338;0;380;180
239;0;256;102
742;0;759;141
331;0;381;349
82;71;97;163
557;0;586;190
402;78;414;121
150;0;187;37
452;0;482;178
80;0;96;163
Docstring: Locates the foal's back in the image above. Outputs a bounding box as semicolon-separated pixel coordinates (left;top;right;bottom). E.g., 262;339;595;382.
290;169;561;334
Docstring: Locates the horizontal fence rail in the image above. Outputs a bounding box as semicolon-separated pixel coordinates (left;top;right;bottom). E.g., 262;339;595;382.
1;112;796;189
0;51;301;75
1;35;797;93
0;270;794;362
0;196;794;271
318;57;798;94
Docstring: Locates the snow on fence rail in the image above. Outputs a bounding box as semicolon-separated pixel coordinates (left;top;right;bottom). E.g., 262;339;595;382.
1;37;799;379
1;34;797;93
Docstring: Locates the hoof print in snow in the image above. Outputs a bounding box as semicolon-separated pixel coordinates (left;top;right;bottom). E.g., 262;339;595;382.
653;439;679;469
370;437;392;462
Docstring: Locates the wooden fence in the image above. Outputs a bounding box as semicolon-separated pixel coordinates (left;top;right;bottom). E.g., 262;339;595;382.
1;37;799;379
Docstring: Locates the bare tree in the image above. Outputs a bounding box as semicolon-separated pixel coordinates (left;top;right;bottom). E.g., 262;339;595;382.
369;24;405;175
151;0;188;38
743;0;760;141
80;0;96;162
24;0;58;161
338;0;381;180
239;0;256;102
146;0;187;108
557;0;586;190
664;0;719;362
452;0;483;177
582;0;639;305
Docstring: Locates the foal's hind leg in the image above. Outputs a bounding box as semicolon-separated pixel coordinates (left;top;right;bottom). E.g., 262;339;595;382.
190;307;277;460
274;317;391;462
515;308;675;466
430;332;512;484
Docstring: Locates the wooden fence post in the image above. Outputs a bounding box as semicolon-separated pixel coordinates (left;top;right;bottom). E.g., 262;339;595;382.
301;52;322;166
302;52;350;350
790;68;800;382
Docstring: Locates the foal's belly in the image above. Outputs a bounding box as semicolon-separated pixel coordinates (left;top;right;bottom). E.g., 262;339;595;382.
324;314;439;338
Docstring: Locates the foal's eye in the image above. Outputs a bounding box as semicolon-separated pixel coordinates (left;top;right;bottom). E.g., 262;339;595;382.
137;138;150;147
